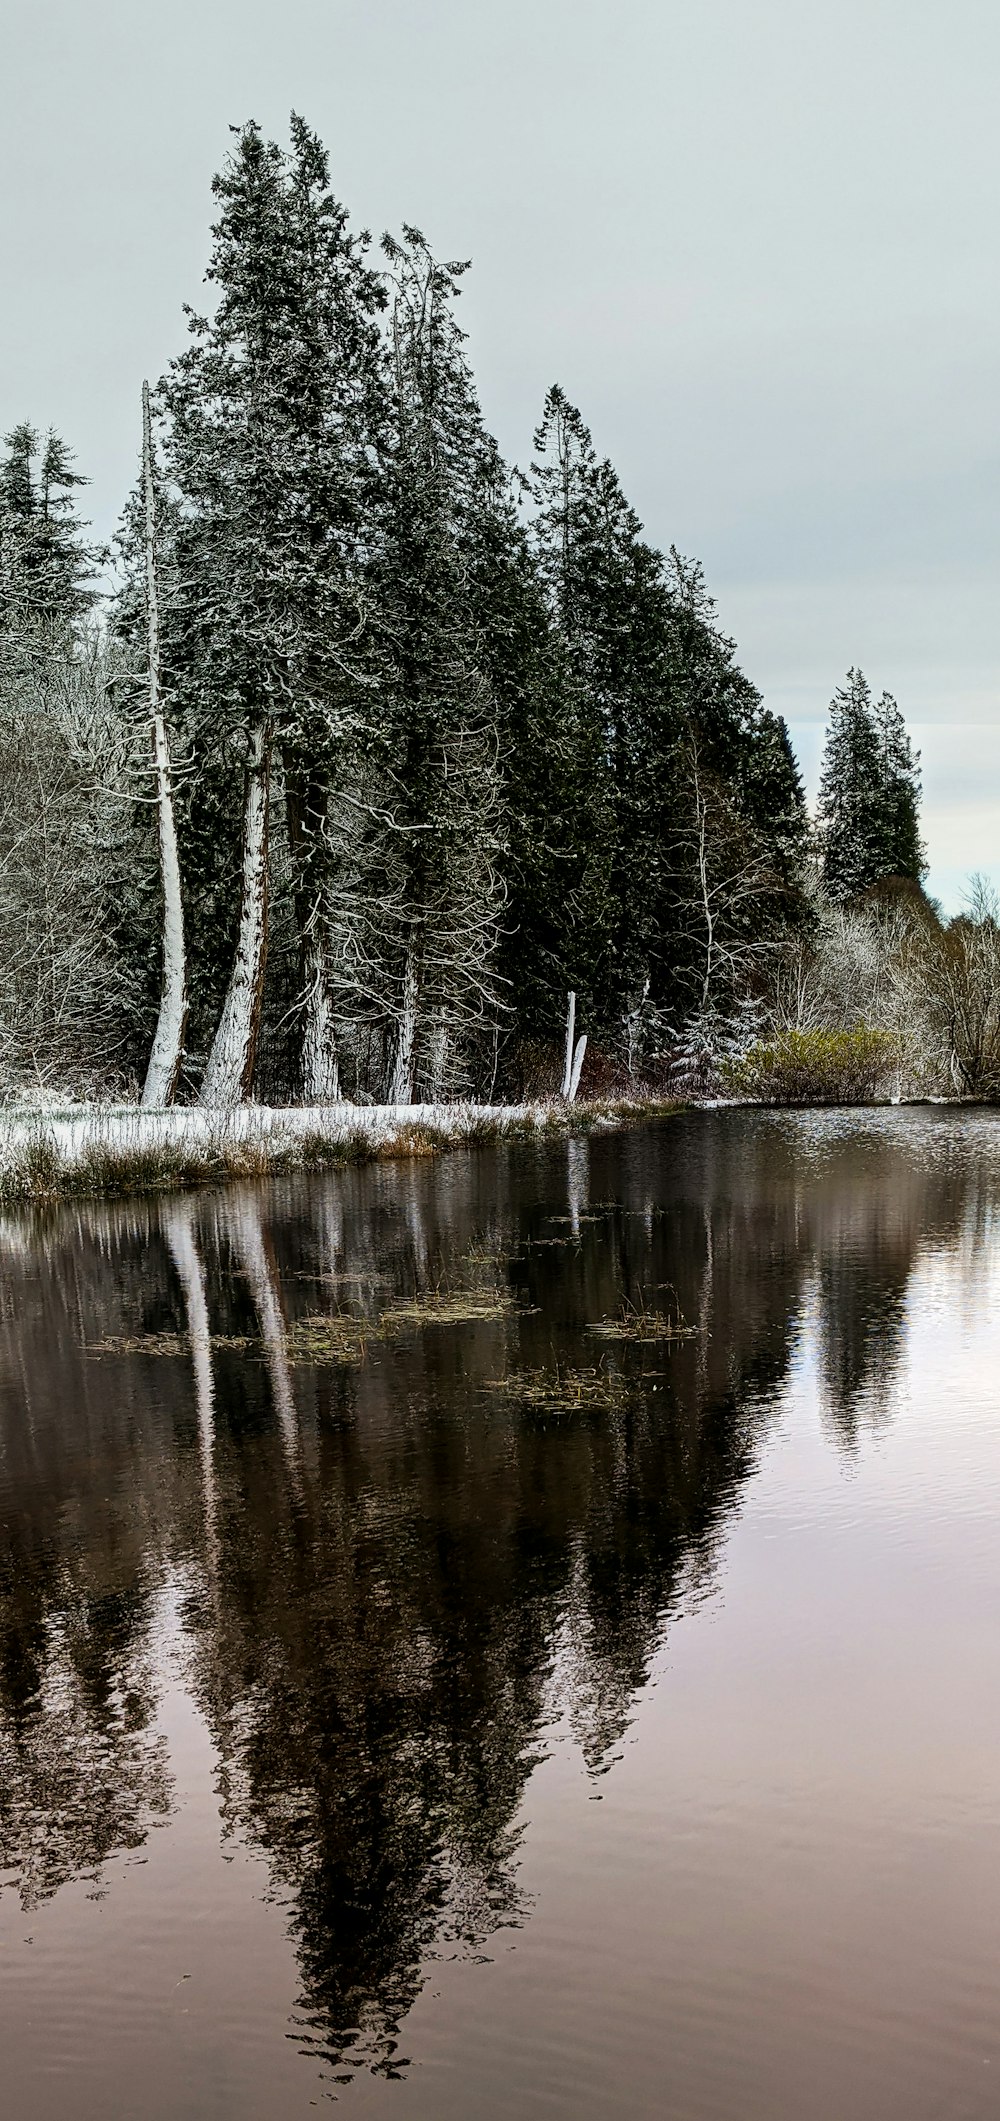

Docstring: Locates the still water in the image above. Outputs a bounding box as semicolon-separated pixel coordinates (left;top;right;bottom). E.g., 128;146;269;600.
1;1109;999;2119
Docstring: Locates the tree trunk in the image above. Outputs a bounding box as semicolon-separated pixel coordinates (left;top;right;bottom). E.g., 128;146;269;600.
284;764;341;1103
140;380;188;1109
199;719;270;1106
389;936;421;1105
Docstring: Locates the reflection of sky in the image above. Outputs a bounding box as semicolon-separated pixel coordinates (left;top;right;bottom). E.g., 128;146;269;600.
4;0;1000;911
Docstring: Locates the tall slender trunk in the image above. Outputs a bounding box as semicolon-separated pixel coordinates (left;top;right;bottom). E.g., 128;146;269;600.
199;719;270;1106
389;934;421;1105
140;380;187;1109
284;763;341;1103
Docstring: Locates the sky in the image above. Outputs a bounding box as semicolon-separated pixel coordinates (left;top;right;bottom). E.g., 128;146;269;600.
3;0;998;909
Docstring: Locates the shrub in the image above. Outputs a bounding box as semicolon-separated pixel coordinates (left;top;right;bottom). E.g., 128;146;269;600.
723;1026;901;1105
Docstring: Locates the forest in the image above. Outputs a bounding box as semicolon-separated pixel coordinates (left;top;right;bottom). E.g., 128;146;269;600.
0;115;994;1112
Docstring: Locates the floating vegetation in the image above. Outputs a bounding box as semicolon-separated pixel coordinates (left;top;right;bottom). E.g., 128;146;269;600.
589;1294;699;1344
295;1269;391;1291
87;1331;253;1358
380;1287;515;1330
284;1314;373;1366
484;1363;630;1416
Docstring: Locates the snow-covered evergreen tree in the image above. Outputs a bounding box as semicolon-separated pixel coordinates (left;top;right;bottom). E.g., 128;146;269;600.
159;117;385;1104
337;229;505;1103
818;670;924;902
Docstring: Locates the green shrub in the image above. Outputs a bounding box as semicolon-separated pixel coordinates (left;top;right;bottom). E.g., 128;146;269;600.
723;1026;901;1105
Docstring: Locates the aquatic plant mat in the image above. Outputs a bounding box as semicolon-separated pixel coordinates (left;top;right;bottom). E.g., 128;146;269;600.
484;1365;632;1416
0;1097;683;1206
589;1296;700;1343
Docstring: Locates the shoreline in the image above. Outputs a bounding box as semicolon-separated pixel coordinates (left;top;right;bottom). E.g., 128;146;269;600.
0;1094;988;1208
0;1097;683;1207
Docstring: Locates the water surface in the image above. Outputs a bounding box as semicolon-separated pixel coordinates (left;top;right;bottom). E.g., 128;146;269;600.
1;1109;999;2118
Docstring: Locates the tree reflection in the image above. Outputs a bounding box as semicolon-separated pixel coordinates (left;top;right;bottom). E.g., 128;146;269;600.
0;1111;983;2072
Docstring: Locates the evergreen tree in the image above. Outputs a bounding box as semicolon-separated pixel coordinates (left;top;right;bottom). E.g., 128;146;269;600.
818;670;924;901
342;229;505;1102
0;423;98;662
528;390;809;1047
157;116;385;1103
873;689;925;884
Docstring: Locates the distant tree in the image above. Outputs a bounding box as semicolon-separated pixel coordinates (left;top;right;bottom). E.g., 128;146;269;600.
818;669;924;901
0;423;98;663
872;688;925;885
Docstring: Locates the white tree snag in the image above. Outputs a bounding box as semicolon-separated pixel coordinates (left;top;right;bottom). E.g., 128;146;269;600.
140;380;188;1109
389;937;420;1105
199;719;271;1107
301;930;342;1103
561;990;576;1098
561;990;586;1100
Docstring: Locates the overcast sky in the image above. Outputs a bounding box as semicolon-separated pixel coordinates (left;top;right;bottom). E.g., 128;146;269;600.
3;0;998;908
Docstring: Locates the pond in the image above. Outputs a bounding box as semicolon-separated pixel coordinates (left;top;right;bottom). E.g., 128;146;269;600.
1;1109;999;2119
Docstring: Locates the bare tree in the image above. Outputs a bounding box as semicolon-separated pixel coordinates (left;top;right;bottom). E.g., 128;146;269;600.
140;382;187;1109
672;735;788;1017
198;721;271;1107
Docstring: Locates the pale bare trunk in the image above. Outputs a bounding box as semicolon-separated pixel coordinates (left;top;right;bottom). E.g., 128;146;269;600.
140;380;187;1109
284;767;342;1103
425;1009;449;1102
199;720;270;1107
389;938;420;1105
561;989;587;1101
301;931;341;1103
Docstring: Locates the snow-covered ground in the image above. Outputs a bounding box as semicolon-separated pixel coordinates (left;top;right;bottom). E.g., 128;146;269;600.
0;1099;535;1167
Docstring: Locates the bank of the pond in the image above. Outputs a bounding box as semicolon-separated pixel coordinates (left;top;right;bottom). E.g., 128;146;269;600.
0;1097;684;1204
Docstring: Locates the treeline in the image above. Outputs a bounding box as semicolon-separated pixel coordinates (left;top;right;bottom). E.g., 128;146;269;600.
2;114;981;1111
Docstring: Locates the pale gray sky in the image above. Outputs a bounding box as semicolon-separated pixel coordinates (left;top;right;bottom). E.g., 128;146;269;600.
3;0;998;907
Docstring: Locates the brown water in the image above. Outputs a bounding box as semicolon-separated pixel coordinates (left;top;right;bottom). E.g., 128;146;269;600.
1;1109;999;2119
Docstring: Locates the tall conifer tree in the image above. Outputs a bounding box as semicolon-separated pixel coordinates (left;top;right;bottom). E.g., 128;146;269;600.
160;117;385;1104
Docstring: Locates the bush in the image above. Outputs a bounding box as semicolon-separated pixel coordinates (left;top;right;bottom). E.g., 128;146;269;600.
723;1026;901;1105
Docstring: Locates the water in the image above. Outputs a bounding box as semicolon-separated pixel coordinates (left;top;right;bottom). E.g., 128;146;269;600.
1;1108;999;2119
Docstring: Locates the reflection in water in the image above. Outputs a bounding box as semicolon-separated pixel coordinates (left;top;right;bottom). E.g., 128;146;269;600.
0;1110;995;2089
